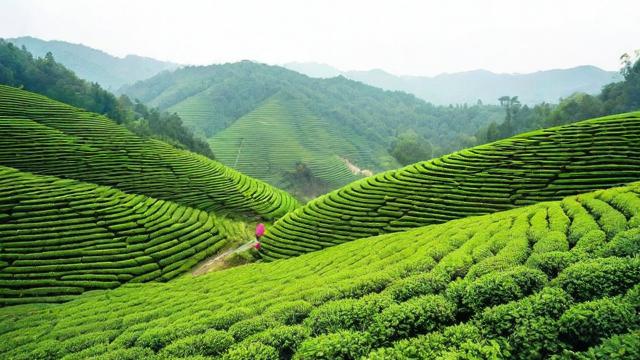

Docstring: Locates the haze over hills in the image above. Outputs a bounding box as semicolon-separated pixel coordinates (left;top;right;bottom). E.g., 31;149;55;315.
7;36;178;91
284;62;622;105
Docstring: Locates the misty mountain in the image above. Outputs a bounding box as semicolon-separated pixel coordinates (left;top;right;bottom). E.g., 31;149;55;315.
283;62;622;105
6;36;178;90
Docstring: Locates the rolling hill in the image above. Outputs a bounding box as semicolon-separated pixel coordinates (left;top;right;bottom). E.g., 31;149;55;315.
6;37;178;91
209;92;370;200
0;166;230;306
122;61;505;197
285;62;622;105
0;85;299;219
260;111;640;259
1;181;638;359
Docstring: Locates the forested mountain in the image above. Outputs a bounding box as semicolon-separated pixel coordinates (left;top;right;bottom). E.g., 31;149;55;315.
284;62;621;105
475;54;640;144
123;61;504;198
7;36;178;90
0;39;213;157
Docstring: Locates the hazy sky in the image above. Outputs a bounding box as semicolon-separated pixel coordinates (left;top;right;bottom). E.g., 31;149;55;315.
1;0;638;76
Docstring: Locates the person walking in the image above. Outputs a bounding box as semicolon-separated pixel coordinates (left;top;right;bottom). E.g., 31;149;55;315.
254;223;265;250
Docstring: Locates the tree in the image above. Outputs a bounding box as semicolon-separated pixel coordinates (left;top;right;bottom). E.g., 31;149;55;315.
390;130;433;166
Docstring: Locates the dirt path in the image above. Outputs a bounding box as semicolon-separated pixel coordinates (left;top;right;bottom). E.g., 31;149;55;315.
191;240;256;276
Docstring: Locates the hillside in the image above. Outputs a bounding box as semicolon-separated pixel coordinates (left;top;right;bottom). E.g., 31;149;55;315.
7;37;178;91
0;85;299;219
123;61;505;196
0;166;231;305
1;182;638;359
209;92;369;200
261;111;640;259
0;39;213;158
285;62;621;105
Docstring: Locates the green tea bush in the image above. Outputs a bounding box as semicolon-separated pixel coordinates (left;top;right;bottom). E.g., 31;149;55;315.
476;287;573;338
293;331;372;360
228;316;279;341
383;272;448;301
559;297;638;350
600;228;640;257
369;294;456;343
553;257;640;302
526;251;581;278
160;330;234;357
304;293;393;335
264;301;312;325
462;267;547;313
221;343;279;360
244;325;311;359
571;230;607;257
532;231;569;254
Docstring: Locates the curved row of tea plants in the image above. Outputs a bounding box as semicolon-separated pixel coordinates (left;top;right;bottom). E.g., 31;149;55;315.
261;111;640;259
1;182;639;359
0;166;232;306
210;92;366;199
0;85;299;219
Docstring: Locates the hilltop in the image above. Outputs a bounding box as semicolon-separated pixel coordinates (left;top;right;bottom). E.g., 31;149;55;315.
1;181;638;358
0;85;299;219
261;111;640;259
6;37;178;91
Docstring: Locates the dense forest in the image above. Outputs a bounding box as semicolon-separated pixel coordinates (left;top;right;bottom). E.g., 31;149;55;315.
0;40;213;158
476;53;640;144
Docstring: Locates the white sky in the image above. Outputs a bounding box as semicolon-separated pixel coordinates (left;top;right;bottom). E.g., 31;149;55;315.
1;0;638;76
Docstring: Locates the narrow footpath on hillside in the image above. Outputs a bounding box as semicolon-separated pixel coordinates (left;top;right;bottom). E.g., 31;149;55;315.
191;240;257;276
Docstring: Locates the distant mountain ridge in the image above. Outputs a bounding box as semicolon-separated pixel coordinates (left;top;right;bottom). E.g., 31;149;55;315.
284;62;622;105
6;36;178;90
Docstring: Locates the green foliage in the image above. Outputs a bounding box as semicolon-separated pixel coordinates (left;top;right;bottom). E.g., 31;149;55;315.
559;297;638;350
383;272;448;302
160;330;234;357
552;257;640;302
222;343;279;360
263;301;313;325
304;293;393;335
390;130;433;166
369;295;456;343
601;228;640;257
244;325;310;359
293;331;372;360
462;267;547;313
228;316;279;341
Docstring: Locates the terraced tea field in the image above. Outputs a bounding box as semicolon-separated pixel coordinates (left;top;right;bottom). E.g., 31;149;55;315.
0;85;299;220
210;93;369;198
1;182;638;359
0;166;233;306
261;111;640;259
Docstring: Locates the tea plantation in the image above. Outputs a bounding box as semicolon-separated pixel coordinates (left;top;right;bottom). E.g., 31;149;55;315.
1;182;639;359
0;166;234;306
209;92;368;198
261;111;640;259
0;85;299;220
